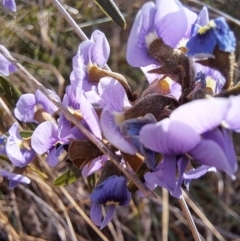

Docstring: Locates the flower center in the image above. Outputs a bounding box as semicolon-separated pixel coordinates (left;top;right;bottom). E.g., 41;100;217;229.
145;31;158;49
197;20;216;35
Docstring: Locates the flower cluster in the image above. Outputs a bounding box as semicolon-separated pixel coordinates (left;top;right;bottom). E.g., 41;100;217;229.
0;0;239;230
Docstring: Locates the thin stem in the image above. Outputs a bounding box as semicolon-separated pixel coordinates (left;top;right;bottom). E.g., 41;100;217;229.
50;0;111;71
0;46;153;198
50;0;88;41
178;193;201;241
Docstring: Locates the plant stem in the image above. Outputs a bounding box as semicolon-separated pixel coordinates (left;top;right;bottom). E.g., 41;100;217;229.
178;194;202;241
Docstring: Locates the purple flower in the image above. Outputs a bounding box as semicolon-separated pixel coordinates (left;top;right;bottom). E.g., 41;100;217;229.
187;17;236;56
5;122;36;167
70;30;110;92
0;45;16;76
90;175;131;229
0;169;30;189
58;86;101;139
139;97;239;196
194;63;226;94
3;0;16;12
14;89;60;123
126;0;197;67
31;121;64;167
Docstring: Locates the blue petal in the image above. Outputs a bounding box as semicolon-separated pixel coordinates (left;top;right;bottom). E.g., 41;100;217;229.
90;202;102;226
100;205;115;230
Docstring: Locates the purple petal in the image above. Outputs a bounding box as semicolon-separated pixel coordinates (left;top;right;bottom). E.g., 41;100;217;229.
170;98;230;134
31;121;59;154
189;140;234;177
0;45;16;75
90;202;102;226
196;7;209;26
163;155;177;191
46;147;59;167
90;30;110;68
78;91;102;139
35;89;59;114
126;2;159;67
3;0;16;12
141;65;162;84
183;7;198;37
101;108;138;154
223;96;240;130
176;155;189;189
6;123;36;167
14;93;36;122
0;169;31;189
139;118;201;155
154;0;188;47
183;165;216;179
82;157;103;177
100;205;115;230
98;77;131;111
202;128;237;173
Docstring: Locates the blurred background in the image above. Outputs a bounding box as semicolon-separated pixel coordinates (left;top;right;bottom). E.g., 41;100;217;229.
0;0;240;240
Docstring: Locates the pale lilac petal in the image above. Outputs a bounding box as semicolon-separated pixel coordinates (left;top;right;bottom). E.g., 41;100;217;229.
35;89;59;114
176;156;189;189
0;169;31;189
0;45;17;75
90;202;102;226
90;30;110;67
183;7;198;37
78;91;102;139
100;205;115;230
3;0;16;12
126;2;158;67
14;93;36;122
155;0;188;47
183;165;216;179
222;96;240;130
6;123;35;167
189;140;234;177
82;157;103;177
101;108;138;154
98;77;131;111
202;128;237;173
139;118;201;155
196;7;209;26
31;121;58;154
170;98;230;134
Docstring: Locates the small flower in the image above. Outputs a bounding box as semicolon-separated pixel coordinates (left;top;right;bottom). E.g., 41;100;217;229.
5;122;36;167
70;30;110;92
126;0;196;67
3;0;16;12
0;45;16;76
31;121;64;167
187;17;236;56
0;169;30;189
14;89;60;123
90;175;131;229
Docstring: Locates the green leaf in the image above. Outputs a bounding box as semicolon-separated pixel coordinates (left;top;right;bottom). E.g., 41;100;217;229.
53;166;82;187
20;130;33;139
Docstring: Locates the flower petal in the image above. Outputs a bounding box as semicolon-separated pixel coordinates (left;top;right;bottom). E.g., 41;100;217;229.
170;98;230;134
3;0;16;12
90;202;102;226
139;118;201;155
189;140;234;177
98;77;131;111
31;121;59;154
90;30;110;68
183;165;216;179
101;108;138;154
100;205;115;230
14;93;36;122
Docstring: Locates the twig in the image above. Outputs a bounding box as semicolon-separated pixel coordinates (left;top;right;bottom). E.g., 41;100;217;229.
178;193;201;241
162;188;169;241
0;46;153;198
182;190;225;241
